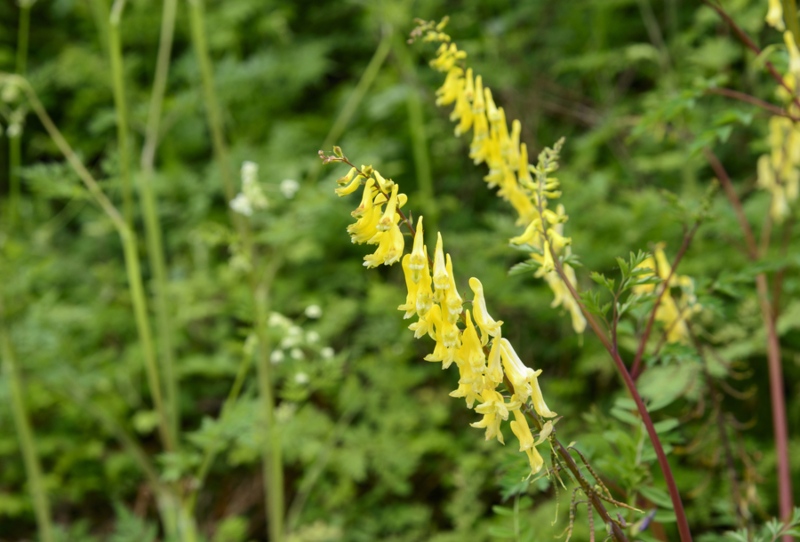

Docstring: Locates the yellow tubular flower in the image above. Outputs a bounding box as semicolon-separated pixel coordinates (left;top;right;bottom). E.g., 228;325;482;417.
468;277;503;343
498;338;533;403
432;232;450;294
528;370;556;418
443;254;463;323
409;216;427;282
414;246;434;319
510;409;544;473
377;184;400;231
767;0;785;30
486;337;504;384
398;255;419;319
363;219;404;268
457;310;486;369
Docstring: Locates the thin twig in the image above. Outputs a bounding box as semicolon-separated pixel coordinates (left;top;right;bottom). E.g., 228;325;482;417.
706;88;800;122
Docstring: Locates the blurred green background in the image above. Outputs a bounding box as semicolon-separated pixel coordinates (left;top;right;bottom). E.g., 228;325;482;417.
1;0;798;540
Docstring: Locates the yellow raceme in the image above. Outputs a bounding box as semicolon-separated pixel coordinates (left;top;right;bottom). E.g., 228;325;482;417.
331;162;555;473
421;19;587;334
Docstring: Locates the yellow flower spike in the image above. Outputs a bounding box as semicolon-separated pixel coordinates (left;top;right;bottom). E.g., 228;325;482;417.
457;311;486;368
398;255;420;319
470;389;510;443
518;143;533;189
498;338;534;403
409;216;427;283
377;184;400;232
468;277;503;343
767;0;785;30
528;369;557;418
440;317;462;368
486;337;504;383
443;254;463;323
472;75;485;114
363;220;404;268
432;232;450;295
463;68;475;100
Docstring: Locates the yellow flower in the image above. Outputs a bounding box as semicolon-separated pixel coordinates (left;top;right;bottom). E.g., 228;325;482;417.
432;232;450;295
443;254;463;323
486;337;504;384
470;388;510;443
498;338;534;403
409;216;427;283
456;310;486;369
398;254;419;319
509;409;545;473
363;220;404;268
468;277;503;343
767;0;785;30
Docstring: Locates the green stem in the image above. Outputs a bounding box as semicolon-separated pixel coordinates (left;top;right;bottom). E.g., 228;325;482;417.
307;27;393;184
254;272;284;542
108;0;135;226
139;0;180;445
9;1;32;228
187;0;235;202
1;306;55;542
10;74;175;453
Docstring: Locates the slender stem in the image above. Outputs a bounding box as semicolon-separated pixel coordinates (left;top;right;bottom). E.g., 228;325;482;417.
546;245;693;542
108;0;134;226
9;1;32;228
704;0;800;113
11;74;175;452
1;304;55;542
254;270;284;542
187;0;235;202
703;148;793;528
139;0;180;444
705;88;800;122
525;409;630;541
631;221;701;380
307;28;393;185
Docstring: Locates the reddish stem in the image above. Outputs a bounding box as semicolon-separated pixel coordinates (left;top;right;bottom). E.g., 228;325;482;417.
547;247;694;542
703;148;793;529
706;87;800;122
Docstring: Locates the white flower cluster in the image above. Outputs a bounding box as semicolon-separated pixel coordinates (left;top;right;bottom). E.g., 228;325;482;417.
267;308;335;386
230;161;269;216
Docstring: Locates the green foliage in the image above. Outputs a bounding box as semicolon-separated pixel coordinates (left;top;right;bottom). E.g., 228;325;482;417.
1;0;799;541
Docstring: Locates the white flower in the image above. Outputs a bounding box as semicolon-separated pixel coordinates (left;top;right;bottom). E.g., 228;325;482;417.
306;331;320;343
304;304;323;318
294;372;309;384
290;347;305;360
230;193;253;216
280;179;300;199
270;350;285;364
268;312;290;328
231;161;268;215
321;347;335;360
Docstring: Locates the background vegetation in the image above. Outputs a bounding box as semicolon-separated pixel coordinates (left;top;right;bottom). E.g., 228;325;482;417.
1;0;798;541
